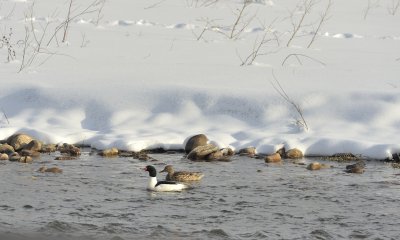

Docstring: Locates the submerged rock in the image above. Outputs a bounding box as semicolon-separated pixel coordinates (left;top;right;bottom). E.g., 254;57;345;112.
38;166;63;173
345;161;365;174
185;134;208;154
7;134;34;151
54;156;77;160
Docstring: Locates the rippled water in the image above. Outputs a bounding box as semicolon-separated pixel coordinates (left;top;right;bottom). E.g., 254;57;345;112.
1;150;400;240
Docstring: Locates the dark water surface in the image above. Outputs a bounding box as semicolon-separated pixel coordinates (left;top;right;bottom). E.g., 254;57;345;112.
0;150;399;240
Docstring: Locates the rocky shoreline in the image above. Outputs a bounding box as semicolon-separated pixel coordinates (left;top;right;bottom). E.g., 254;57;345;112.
1;133;400;173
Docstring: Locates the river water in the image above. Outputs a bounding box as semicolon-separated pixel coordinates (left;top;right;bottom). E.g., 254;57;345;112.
0;150;399;240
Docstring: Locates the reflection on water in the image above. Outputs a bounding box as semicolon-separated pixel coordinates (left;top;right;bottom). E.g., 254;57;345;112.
0;150;399;240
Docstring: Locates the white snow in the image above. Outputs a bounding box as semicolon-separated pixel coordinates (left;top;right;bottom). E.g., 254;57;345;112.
0;0;399;159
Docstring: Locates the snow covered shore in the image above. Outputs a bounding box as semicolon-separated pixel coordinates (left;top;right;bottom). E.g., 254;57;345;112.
1;0;399;159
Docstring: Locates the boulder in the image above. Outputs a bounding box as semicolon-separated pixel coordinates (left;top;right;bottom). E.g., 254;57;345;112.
187;144;219;160
238;147;256;156
0;144;15;154
276;147;286;158
9;152;21;162
100;147;119;157
24;140;42;152
41;144;57;153
221;148;234;156
58;143;81;156
7;134;34;151
345;161;365;174
0;153;8;161
19;156;33;163
265;153;281;163
307;162;322;170
206;150;224;161
184;134;208;154
285;148;303;159
20;149;40;157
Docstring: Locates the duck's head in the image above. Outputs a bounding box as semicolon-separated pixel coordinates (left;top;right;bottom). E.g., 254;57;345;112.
143;165;157;177
160;165;174;174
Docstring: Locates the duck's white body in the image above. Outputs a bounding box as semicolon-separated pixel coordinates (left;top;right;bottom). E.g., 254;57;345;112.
147;177;188;192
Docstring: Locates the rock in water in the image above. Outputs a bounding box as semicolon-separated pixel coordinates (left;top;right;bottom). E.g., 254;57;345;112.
184;134;208;154
7;134;34;151
187;144;219;160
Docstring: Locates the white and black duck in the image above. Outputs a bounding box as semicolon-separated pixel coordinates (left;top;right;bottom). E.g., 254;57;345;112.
143;165;188;192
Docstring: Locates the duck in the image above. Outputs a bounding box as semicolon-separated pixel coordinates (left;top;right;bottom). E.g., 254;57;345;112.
160;165;204;182
143;165;188;192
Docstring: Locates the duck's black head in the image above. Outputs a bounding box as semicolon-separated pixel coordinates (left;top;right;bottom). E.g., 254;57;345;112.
144;165;157;177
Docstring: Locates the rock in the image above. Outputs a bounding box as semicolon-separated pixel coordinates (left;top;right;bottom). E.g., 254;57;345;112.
54;156;76;160
238;147;256;156
221;148;234;156
307;162;322;170
58;143;81;156
187;144;219;160
265;153;282;163
285;148;303;159
0;144;15;154
38;166;63;173
0;153;8;161
24;140;42;152
40;144;57;153
276;147;286;158
100;147;119;157
206;150;224;161
20;149;40;157
184;134;208;154
345;161;365;174
19;156;33;163
9;152;21;162
7;134;34;151
132;151;154;161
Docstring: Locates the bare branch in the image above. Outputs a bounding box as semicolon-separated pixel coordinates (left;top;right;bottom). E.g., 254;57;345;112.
144;0;166;10
287;0;316;47
282;53;326;66
270;71;309;131
388;0;400;15
307;0;332;48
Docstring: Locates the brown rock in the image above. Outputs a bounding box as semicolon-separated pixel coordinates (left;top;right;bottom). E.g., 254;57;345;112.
54;156;77;160
184;134;208;154
0;144;15;154
40;144;57;153
0;153;8;161
238;147;256;156
206;150;224;161
38;166;63;173
187;144;219;160
265;153;282;163
285;148;303;159
276;147;286;158
9;152;21;162
7;134;34;151
307;162;322;170
221;148;234;156
24;140;42;151
19;156;33;163
20;149;40;157
100;147;119;157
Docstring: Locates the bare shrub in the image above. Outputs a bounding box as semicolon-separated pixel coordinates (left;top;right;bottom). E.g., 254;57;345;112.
0;28;16;62
270;71;309;131
307;0;332;48
388;0;400;15
286;0;316;47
